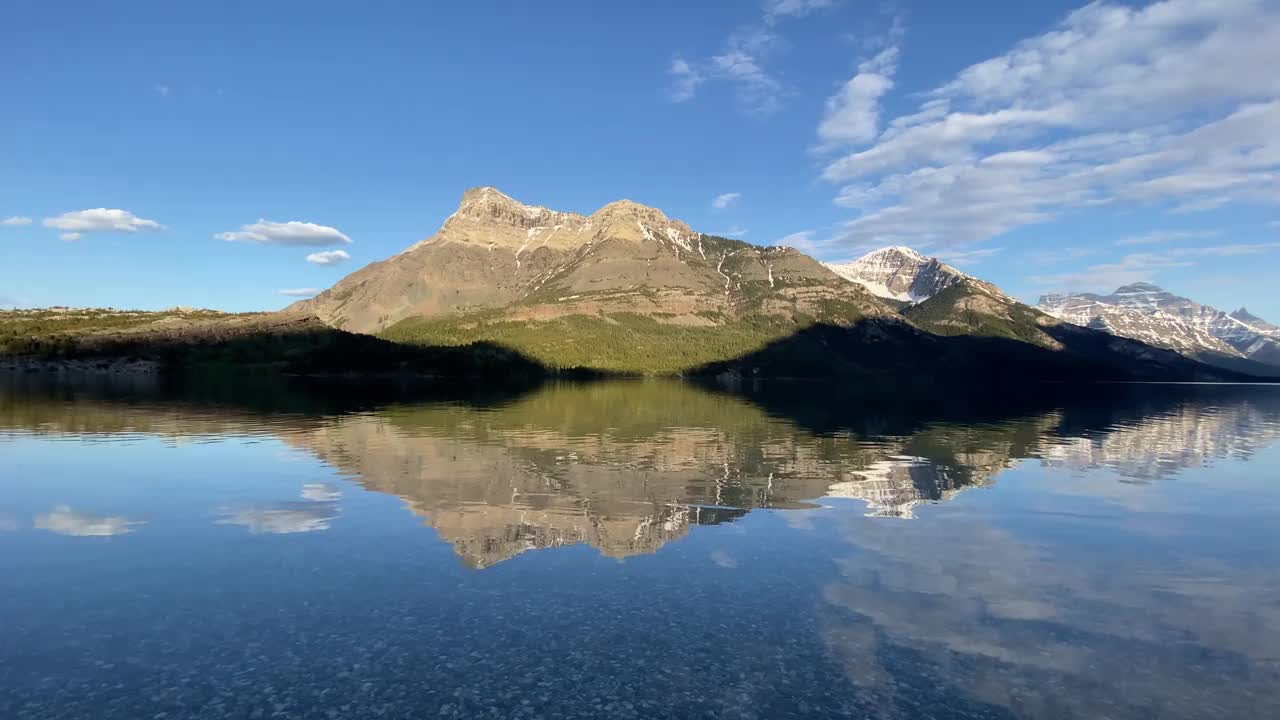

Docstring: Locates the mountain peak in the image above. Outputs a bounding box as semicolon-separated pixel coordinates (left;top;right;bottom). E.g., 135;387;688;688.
445;186;586;236
823;246;977;304
591;198;666;219
456;186;554;219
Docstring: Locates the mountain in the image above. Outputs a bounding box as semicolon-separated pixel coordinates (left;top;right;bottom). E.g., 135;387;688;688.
295;187;889;334
823;246;990;304
284;188;1257;381
1037;283;1280;373
2;189;1261;382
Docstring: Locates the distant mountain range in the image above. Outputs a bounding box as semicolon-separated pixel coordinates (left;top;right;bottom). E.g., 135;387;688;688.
1038;283;1280;375
3;186;1275;382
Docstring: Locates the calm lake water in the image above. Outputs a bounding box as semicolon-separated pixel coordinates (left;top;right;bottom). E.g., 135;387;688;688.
2;375;1279;719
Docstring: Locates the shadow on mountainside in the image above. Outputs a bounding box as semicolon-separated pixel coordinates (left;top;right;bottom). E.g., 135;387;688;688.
689;318;1257;386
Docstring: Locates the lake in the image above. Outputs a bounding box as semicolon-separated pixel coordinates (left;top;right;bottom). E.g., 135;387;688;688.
2;375;1279;719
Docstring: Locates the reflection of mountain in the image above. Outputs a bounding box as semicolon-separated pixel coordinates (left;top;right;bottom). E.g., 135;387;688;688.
279;382;851;567
1043;390;1280;480
4;376;1280;565
826;456;996;518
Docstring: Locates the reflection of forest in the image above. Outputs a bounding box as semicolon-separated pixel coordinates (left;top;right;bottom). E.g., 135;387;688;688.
4;378;1279;565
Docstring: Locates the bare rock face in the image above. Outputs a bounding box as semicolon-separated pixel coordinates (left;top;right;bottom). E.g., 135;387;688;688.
293;186;890;333
1037;283;1280;369
823;247;988;303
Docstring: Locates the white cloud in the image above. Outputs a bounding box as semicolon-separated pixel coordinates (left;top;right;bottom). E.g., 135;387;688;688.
711;192;741;209
305;249;351;265
217;220;352;246
1;216;32;226
34;506;145;537
818;46;899;146
818;0;1280;251
278;288;320;297
60;232;83;242
43;208;165;234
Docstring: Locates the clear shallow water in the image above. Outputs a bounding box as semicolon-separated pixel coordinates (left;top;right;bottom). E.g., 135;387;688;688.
2;377;1279;719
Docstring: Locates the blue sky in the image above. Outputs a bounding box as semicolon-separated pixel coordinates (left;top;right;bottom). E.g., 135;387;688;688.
2;0;1278;318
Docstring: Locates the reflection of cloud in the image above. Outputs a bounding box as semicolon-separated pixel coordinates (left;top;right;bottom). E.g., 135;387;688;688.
216;484;341;534
34;506;145;536
821;516;1280;718
0;515;19;531
709;549;738;568
300;483;341;503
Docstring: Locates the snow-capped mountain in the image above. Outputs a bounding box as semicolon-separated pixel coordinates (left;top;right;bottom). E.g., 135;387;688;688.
1037;283;1280;369
824;246;988;303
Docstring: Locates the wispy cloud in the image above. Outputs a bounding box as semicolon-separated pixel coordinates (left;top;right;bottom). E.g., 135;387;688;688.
937;247;1002;266
668;58;704;102
1;216;32;226
715;226;750;238
277;288;320;297
60;232;83;242
1115;229;1222;246
43;208;165;235
1031;242;1280;291
665;1;835;115
711;192;741;209
1030;253;1194;292
154;84;171;97
817;0;1280;252
218;220;351;246
305;249;351;265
